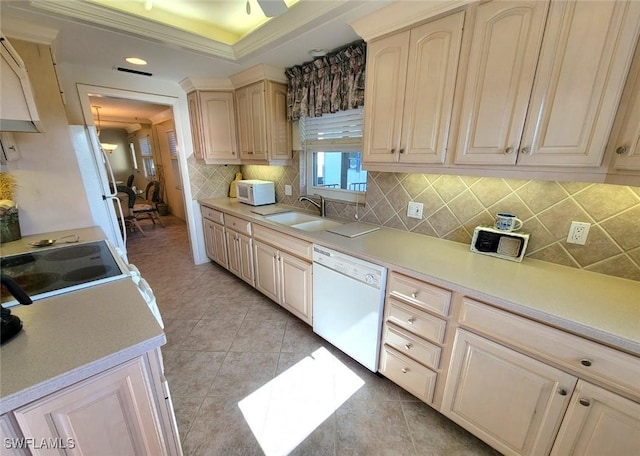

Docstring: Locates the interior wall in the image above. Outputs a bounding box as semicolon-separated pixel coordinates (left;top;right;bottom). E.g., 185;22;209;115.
4;39;93;235
99;128;131;183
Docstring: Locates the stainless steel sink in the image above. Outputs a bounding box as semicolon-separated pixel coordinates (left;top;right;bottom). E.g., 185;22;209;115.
263;211;343;232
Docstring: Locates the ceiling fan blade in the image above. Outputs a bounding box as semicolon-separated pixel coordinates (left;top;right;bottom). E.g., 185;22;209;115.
256;0;288;17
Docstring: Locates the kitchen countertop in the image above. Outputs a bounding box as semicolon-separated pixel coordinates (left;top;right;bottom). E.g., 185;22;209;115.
199;198;640;356
0;227;165;415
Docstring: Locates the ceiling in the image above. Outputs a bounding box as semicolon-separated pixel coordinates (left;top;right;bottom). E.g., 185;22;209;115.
0;0;390;129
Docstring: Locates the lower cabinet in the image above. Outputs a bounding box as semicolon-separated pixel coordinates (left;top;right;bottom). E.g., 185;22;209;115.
202;217;227;268
442;298;640;456
253;239;312;324
10;352;180;456
442;329;576;456
551;380;640;456
226;229;254;286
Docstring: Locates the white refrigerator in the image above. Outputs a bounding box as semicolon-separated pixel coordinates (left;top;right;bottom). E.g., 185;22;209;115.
70;125;127;257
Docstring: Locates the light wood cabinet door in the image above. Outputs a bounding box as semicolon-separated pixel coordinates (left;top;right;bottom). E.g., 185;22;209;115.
0;414;28;455
197;91;239;164
611;40;640;172
253;240;279;302
363;12;464;165
226;229;254;286
518;0;640;167
203;218;227;268
236;81;291;163
13;357;167;456
187;91;204;160
279;251;312;324
551;380;640;456
453;0;549;165
442;329;577;456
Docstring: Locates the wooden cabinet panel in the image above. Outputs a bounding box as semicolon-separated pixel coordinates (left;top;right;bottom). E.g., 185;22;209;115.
279;251;312;324
551;380;640;456
442;329;576;456
379;346;437;404
253;240;279;302
202;218;227;268
519;0;640;167
188;91;239;164
386;297;447;344
0;414;28;455
14;357;167;456
453;0;548;165
383;322;442;369
363;12;464;165
387;271;452;316
226;229;254;286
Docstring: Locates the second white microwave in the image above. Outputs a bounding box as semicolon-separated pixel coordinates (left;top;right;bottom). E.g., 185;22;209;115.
236;180;275;206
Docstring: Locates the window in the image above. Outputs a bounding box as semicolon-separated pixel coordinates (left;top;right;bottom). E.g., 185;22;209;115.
167;130;178;159
139;134;156;178
128;142;138;170
301;108;366;203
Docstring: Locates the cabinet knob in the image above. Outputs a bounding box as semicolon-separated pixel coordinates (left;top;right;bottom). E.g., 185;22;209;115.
579;398;591;407
404;343;413;350
557;388;568;396
407;317;416;325
401;367;409;374
411;292;418;299
616;146;628;155
580;358;592;367
520;146;531;155
399;148;405;154
390;149;396;154
505;147;515;154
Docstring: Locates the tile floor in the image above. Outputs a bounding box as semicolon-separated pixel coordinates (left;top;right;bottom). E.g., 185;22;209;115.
126;216;502;456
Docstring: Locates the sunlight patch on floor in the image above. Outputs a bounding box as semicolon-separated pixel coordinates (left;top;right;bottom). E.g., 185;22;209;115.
238;347;364;456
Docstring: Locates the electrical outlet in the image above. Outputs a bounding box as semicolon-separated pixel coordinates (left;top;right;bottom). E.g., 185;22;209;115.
407;201;424;219
285;185;292;196
567;221;590;245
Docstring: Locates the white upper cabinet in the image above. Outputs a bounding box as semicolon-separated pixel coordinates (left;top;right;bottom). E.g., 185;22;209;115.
363;11;464;165
454;0;640;168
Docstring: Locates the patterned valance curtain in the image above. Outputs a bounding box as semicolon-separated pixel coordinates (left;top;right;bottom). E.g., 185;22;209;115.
285;41;366;121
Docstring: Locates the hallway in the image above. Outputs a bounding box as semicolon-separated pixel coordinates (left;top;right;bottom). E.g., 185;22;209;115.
126;216;501;456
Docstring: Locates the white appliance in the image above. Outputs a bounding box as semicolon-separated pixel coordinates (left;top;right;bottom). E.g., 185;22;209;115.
470;225;530;262
236;179;275;206
70;125;127;257
312;245;387;371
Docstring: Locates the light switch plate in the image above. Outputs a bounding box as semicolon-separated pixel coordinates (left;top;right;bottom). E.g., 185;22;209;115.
407;201;423;219
285;185;292;196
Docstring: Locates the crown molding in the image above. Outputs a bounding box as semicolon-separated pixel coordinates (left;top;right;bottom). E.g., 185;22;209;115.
229;64;287;87
179;77;235;93
349;0;475;41
1;15;59;45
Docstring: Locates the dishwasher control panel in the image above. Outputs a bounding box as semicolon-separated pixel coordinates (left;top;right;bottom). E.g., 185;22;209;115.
313;245;386;289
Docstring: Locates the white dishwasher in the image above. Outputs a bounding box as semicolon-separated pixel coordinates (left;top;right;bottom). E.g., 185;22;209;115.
312;245;387;372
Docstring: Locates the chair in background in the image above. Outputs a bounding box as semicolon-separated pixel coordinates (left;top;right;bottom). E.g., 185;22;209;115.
115;185;145;236
126;174;135;188
132;181;165;227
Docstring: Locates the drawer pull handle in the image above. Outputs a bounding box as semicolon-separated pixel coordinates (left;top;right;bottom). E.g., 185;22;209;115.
580;358;592;367
579;398;591;407
404;344;412;350
616;145;628;155
401;368;409;374
411;292;418;299
557;388;568;396
407;317;416;325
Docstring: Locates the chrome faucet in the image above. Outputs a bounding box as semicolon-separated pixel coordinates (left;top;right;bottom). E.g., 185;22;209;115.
298;194;326;217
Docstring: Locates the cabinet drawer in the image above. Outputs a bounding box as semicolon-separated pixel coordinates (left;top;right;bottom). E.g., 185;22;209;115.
386;297;447;344
388;272;451;316
379;346;437;403
201;206;224;224
383;322;441;369
460;298;640;400
225;214;251;236
253;224;312;260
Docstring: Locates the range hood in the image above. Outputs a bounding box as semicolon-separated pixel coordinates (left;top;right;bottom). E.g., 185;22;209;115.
0;35;43;133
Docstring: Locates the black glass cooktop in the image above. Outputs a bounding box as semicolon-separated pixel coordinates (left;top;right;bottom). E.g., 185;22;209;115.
0;240;127;306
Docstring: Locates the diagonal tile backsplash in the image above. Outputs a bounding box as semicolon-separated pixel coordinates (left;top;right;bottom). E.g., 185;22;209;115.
195;153;640;281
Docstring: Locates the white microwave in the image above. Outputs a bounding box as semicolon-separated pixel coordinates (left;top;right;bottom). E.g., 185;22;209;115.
236;180;275;206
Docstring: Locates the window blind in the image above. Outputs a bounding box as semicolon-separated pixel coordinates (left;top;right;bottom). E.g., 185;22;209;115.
300;108;363;145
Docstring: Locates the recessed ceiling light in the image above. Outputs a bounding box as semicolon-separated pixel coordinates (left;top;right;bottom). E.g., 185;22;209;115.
125;57;148;65
309;49;328;58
